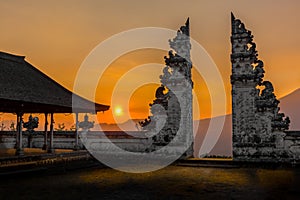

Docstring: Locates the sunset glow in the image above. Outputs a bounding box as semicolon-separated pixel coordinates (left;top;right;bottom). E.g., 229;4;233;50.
114;107;123;116
0;0;299;125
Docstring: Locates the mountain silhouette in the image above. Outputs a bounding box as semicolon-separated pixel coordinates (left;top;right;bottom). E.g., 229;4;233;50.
278;88;300;130
99;119;142;131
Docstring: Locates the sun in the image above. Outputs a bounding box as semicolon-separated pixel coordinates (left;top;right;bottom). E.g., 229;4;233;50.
114;107;123;116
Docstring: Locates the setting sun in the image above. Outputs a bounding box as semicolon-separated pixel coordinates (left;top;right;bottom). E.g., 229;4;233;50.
114;107;123;116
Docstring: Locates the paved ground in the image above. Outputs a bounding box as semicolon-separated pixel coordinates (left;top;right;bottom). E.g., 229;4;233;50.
1;165;300;200
0;149;300;199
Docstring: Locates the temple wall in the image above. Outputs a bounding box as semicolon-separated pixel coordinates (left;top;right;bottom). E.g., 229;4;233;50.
284;132;300;161
0;131;151;153
0;135;82;149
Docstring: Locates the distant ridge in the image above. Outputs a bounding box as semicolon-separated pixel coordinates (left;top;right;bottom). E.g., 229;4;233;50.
278;88;300;130
99;119;142;131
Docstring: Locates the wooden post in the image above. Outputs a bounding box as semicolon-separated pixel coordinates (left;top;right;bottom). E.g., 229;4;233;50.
42;113;48;150
15;114;19;149
47;113;55;153
15;112;24;156
74;112;79;150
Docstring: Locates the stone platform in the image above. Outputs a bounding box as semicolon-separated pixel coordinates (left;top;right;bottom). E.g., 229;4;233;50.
0;149;101;176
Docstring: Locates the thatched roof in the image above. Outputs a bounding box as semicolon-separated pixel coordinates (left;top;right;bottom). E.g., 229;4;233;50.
0;51;109;113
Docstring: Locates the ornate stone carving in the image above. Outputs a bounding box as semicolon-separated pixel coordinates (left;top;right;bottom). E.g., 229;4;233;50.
23;115;39;132
140;18;193;157
23;115;39;148
272;113;290;131
152;85;169;109
78;114;94;130
230;13;264;86
256;81;279;111
231;13;292;162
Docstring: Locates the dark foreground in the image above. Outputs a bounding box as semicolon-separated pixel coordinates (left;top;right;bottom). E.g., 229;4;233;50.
1;164;299;200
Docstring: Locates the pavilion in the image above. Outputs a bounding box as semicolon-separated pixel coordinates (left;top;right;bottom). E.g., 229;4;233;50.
0;51;109;155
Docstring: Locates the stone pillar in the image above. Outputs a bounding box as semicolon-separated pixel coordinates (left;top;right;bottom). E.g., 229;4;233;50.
74;112;79;150
42;113;48;150
15;112;24;156
47;113;55;153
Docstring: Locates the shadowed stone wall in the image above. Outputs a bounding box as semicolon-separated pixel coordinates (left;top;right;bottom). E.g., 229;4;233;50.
0;131;149;152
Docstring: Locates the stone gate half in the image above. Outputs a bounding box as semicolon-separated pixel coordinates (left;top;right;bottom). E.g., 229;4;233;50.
140;18;194;158
231;13;300;162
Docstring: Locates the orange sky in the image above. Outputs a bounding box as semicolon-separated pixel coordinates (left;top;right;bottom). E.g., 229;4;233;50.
0;0;300;126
